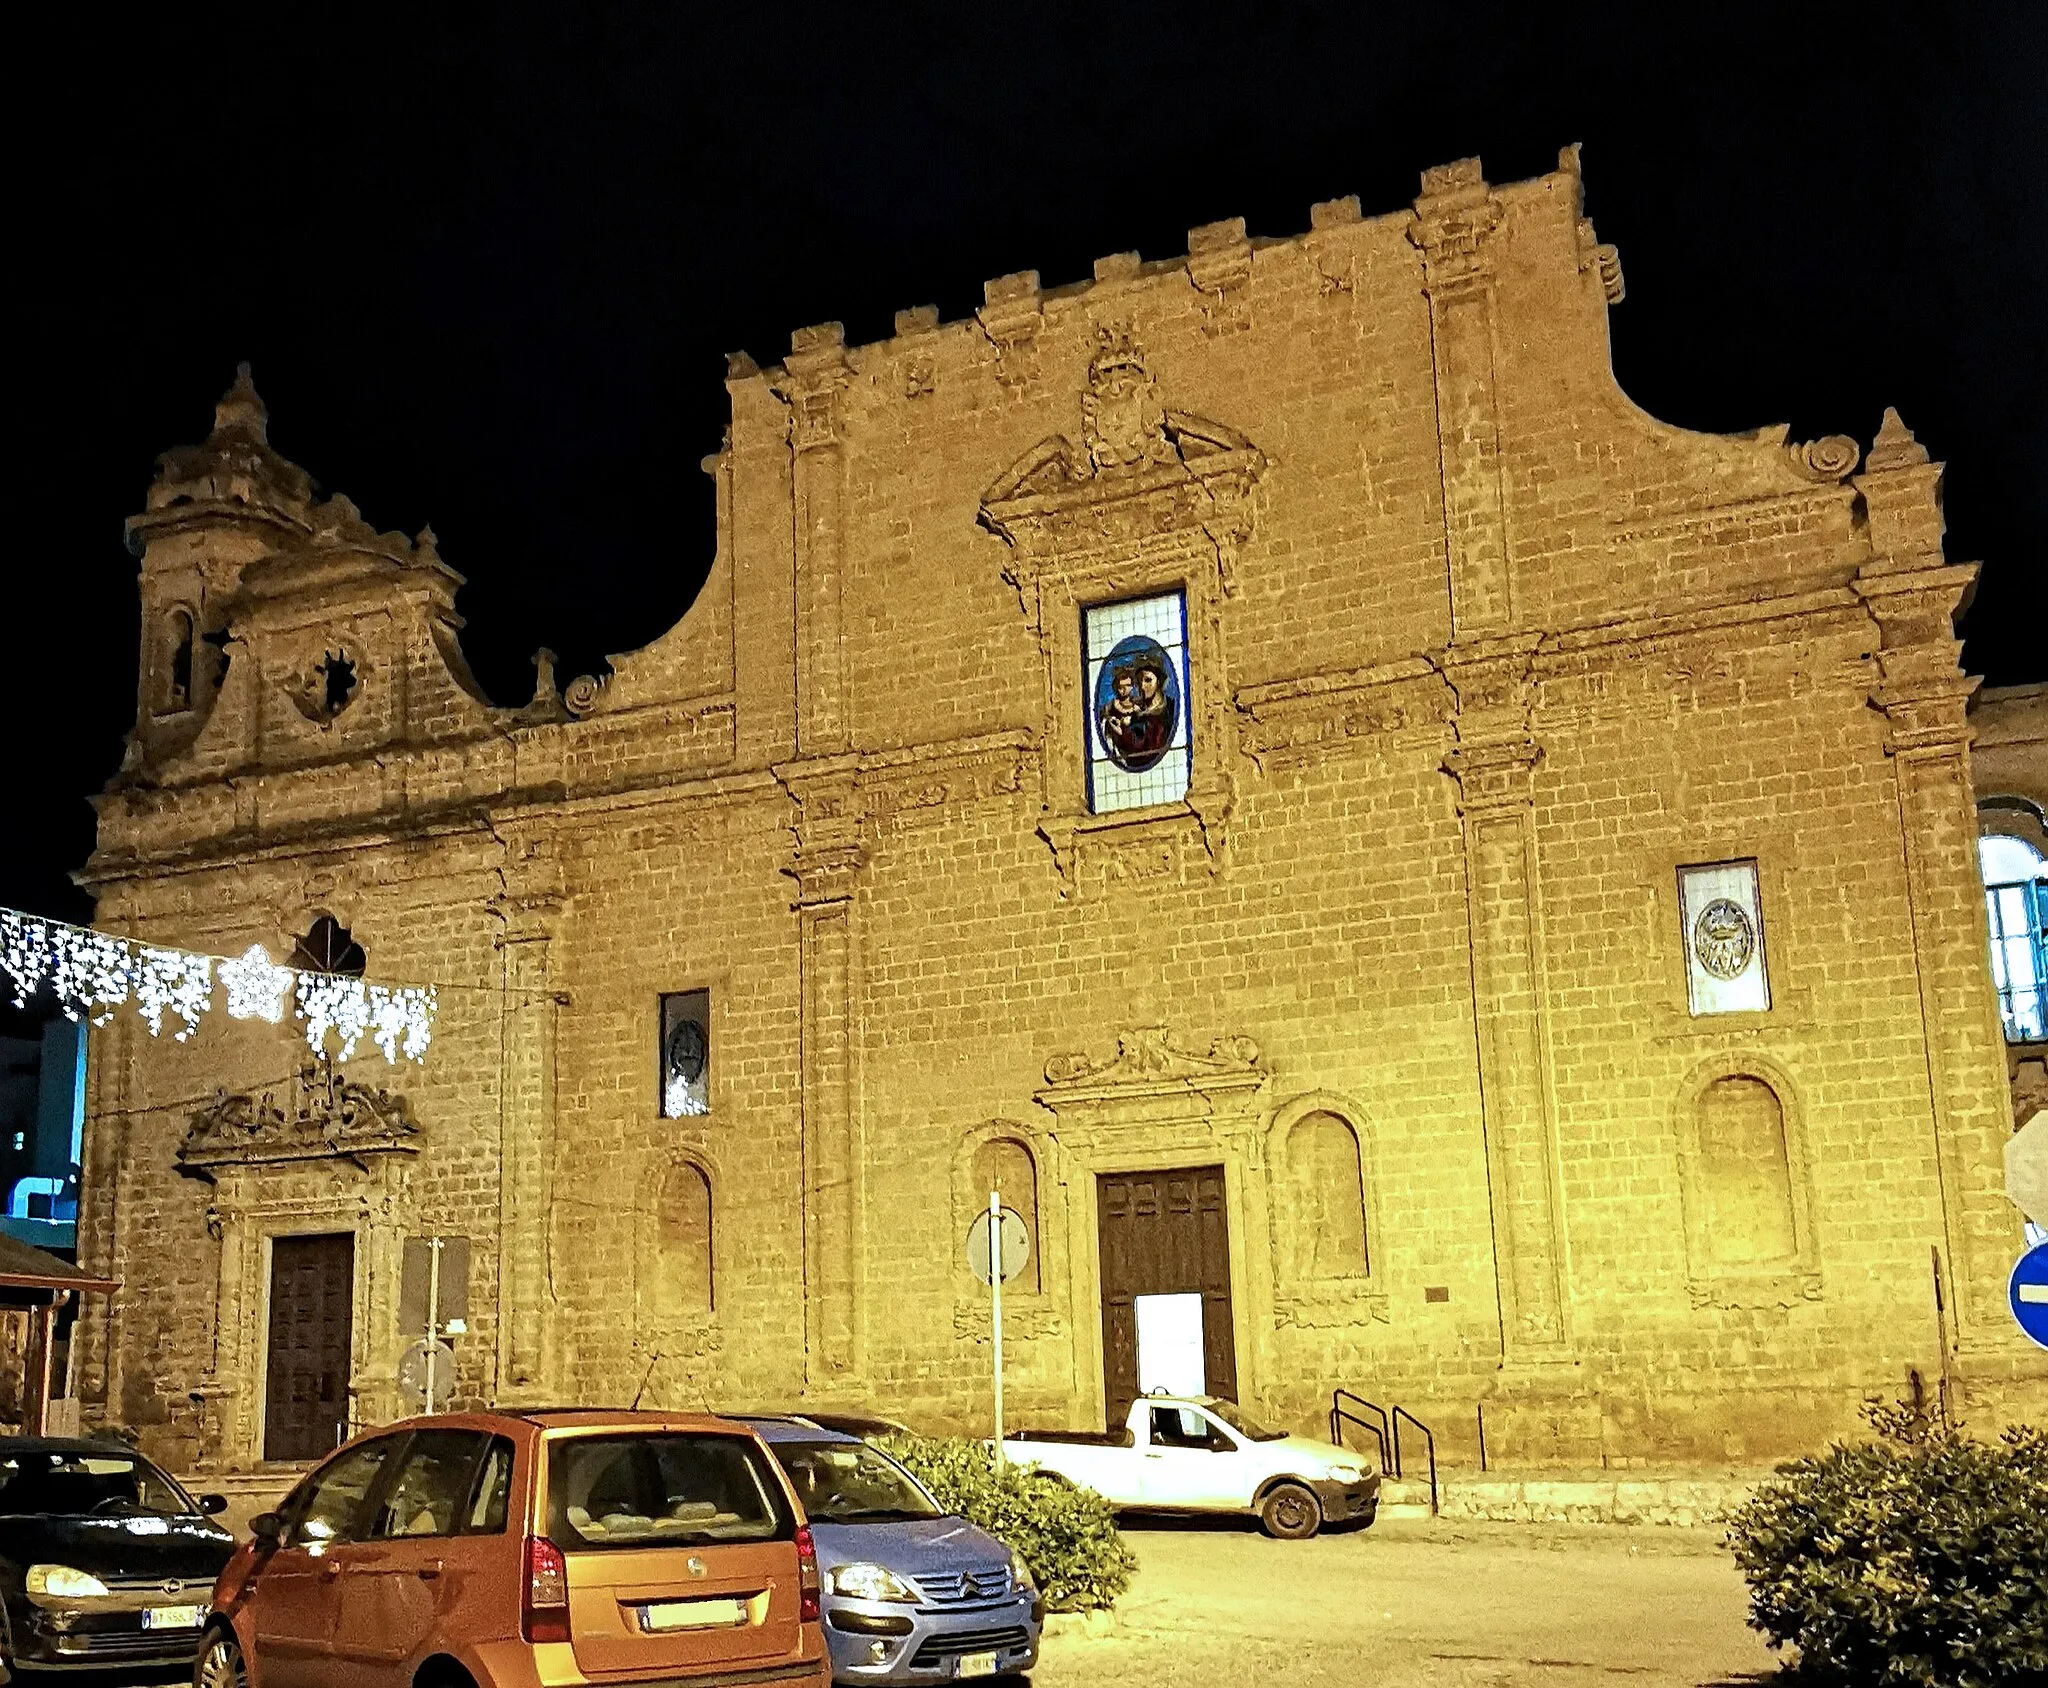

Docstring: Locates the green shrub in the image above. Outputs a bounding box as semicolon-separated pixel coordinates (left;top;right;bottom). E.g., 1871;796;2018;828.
1724;1400;2047;1686
878;1434;1136;1612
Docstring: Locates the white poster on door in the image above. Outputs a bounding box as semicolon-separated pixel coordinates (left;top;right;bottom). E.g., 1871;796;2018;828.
1134;1292;1207;1398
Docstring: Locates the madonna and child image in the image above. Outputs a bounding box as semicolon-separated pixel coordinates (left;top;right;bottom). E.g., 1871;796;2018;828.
1094;635;1181;772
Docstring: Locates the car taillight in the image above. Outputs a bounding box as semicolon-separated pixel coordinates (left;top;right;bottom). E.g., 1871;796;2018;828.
522;1536;570;1644
795;1523;820;1624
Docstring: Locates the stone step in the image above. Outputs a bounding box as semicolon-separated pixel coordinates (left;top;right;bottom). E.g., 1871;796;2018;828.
1377;1468;1770;1527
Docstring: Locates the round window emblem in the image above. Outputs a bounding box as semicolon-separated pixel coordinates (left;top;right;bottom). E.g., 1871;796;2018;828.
161;1579;183;1596
1693;898;1756;980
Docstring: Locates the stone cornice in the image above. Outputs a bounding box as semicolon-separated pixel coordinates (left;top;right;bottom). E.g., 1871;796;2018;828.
84;726;1037;889
1539;584;1864;661
1234;657;1449;764
1604;484;1854;546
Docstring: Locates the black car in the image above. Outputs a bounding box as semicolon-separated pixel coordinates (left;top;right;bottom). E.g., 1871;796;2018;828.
0;1438;236;1679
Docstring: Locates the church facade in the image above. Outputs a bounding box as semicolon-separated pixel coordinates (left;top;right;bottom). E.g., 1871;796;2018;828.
76;152;2044;1476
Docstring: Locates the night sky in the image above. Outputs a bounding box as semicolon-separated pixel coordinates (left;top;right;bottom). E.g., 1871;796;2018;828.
13;3;2043;924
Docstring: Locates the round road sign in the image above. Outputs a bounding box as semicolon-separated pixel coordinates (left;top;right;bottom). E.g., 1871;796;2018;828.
966;1207;1030;1285
2009;1241;2048;1352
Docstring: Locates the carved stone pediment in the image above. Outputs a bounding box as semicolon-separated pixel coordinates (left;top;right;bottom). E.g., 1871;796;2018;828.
179;1062;422;1177
978;331;1266;579
1037;1026;1269;1151
1041;1026;1267;1103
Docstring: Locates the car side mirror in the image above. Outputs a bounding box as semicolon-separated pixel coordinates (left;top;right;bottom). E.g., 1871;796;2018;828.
199;1493;229;1515
248;1511;284;1542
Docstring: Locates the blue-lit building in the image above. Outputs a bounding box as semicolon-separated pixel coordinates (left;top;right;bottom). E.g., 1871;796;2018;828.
0;1015;87;1255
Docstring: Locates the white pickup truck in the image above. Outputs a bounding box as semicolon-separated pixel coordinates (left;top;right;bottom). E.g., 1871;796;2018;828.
1003;1395;1379;1539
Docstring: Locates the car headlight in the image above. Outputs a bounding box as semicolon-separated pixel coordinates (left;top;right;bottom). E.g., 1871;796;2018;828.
1324;1463;1365;1483
27;1565;110;1599
826;1562;922;1603
1009;1554;1037;1592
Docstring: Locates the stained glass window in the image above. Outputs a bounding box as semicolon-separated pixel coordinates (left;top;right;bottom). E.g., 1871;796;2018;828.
659;990;711;1118
1083;590;1191;815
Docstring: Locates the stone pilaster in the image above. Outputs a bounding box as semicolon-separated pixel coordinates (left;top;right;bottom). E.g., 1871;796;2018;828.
781;323;854;757
1411;159;1513;635
1853;411;2020;1352
779;759;865;1389
196;1184;249;1464
1434;636;1572;1362
494;891;561;1402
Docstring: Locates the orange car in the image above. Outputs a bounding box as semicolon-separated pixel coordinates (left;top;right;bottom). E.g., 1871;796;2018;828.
194;1407;829;1688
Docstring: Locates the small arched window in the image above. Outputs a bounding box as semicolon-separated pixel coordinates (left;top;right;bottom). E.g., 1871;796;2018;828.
1979;835;2047;1042
288;915;367;978
1292;1111;1369;1280
972;1137;1041;1292
163;609;195;711
652;1161;714;1318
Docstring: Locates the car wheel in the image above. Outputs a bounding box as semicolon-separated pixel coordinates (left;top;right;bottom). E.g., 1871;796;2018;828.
1259;1481;1322;1540
194;1628;248;1688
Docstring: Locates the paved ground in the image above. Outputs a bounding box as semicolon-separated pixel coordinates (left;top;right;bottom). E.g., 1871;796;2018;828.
27;1517;1784;1688
1031;1515;1785;1687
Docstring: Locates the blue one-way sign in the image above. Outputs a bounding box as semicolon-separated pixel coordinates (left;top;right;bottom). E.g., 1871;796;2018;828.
2011;1242;2048;1351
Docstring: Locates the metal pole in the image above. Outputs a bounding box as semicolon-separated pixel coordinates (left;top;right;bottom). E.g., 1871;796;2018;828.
990;1190;1004;1470
425;1236;443;1414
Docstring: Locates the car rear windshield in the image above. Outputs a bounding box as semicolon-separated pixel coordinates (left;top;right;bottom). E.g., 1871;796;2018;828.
546;1433;794;1550
0;1449;196;1517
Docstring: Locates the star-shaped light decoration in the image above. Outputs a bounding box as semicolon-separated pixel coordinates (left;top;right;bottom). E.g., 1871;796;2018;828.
220;944;295;1023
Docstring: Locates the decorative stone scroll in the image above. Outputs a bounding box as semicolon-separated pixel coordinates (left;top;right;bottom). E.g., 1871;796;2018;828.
1785;435;1861;482
178;1061;422;1176
1044;1026;1263;1094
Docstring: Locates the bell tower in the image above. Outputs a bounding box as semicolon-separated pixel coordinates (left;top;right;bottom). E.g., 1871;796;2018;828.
121;365;313;769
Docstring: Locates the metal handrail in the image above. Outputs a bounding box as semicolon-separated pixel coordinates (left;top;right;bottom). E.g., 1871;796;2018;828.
1392;1404;1438;1516
1329;1388;1390;1473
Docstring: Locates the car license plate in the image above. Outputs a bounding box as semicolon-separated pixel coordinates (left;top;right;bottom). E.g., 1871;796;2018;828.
643;1597;746;1631
957;1653;999;1679
142;1604;206;1630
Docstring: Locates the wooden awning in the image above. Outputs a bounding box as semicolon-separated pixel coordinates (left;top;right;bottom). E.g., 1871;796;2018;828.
0;1232;117;1302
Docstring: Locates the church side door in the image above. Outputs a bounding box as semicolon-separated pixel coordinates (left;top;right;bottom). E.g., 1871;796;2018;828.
264;1233;356;1462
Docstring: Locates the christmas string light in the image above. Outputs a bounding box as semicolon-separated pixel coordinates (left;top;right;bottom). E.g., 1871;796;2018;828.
0;907;436;1063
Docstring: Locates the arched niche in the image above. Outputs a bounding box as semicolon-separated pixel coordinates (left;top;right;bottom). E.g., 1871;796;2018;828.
1670;1058;1821;1309
1263;1092;1385;1321
952;1120;1055;1304
644;1156;715;1322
